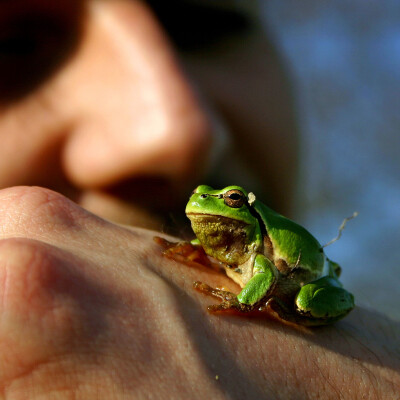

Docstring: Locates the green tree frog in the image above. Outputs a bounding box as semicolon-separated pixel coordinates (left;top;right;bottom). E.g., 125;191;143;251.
185;185;355;326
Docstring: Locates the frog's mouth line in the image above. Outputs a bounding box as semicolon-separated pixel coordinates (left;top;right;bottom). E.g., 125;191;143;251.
186;212;249;225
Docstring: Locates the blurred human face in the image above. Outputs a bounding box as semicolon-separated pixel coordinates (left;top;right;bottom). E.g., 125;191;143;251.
0;0;298;232
0;0;212;230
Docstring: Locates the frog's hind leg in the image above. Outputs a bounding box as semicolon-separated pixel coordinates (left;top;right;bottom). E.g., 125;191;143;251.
294;276;355;325
193;282;254;313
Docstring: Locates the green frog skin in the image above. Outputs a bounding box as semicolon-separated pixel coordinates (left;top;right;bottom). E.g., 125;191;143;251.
185;185;355;326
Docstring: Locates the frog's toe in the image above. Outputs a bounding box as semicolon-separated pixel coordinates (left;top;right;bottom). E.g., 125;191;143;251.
207;301;235;313
207;298;254;314
193;281;237;301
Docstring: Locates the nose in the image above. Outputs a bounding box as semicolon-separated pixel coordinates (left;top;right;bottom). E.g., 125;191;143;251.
61;0;212;189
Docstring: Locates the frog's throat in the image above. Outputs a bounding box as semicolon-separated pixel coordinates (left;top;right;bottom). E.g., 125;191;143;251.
187;213;257;265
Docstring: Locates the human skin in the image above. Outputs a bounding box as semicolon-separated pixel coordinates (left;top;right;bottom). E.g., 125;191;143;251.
0;186;398;399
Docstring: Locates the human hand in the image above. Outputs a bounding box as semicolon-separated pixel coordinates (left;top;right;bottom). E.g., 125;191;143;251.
0;186;398;399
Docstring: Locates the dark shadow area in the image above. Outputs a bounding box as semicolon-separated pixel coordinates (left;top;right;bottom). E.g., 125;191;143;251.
105;175;195;238
147;0;254;52
0;0;85;103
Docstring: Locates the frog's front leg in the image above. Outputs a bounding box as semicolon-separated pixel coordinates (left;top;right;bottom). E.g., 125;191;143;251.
154;236;218;270
294;276;355;325
237;254;278;305
195;254;278;313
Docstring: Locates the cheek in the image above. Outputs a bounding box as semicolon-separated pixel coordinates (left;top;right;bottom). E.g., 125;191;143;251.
0;99;69;188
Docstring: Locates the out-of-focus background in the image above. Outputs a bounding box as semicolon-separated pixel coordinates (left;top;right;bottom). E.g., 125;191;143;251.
262;1;400;320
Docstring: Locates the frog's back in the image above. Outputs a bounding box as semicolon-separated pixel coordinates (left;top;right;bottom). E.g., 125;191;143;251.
253;200;324;274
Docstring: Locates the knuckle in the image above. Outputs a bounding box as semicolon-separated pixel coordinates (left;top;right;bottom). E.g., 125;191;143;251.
0;186;85;238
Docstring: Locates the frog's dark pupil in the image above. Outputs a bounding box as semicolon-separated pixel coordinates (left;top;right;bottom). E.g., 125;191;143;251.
224;189;245;208
200;194;207;199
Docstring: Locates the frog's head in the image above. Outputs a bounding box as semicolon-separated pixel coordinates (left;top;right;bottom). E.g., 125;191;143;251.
185;185;263;265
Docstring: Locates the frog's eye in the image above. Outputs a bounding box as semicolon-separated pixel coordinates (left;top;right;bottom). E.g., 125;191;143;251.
224;189;246;208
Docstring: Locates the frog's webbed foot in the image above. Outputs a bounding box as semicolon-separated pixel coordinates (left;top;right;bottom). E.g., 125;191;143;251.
193;281;255;313
154;237;217;270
